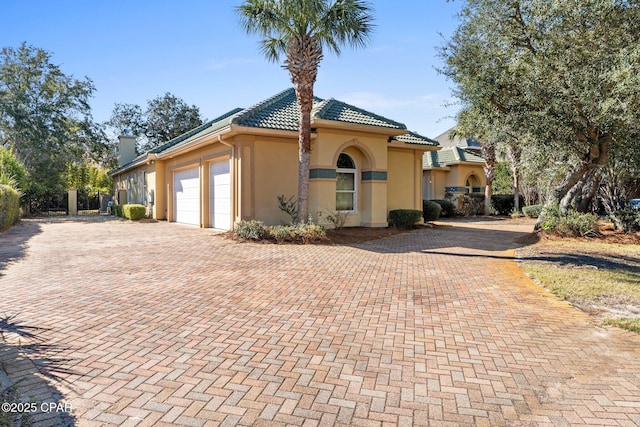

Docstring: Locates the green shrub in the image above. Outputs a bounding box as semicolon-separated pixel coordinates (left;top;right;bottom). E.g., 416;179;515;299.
0;184;20;231
422;200;442;222
459;194;485;216
123;204;146;220
388;209;423;229
234;220;327;243
611;207;640;233
429;199;456;217
491;194;525;216
235;220;270;240
541;205;600;237
270;222;327;244
112;204;123;218
522;204;543;218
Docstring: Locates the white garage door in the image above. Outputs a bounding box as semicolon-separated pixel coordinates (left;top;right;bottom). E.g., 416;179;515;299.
173;167;200;226
209;160;231;230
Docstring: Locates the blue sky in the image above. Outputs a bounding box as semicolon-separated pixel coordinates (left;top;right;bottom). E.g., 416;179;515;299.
1;0;462;139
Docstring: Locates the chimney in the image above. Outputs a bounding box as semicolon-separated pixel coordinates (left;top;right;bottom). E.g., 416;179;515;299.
118;133;137;167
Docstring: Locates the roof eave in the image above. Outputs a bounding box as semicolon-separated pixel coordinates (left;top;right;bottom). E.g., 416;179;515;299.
388;141;438;151
108;153;157;176
312;118;406;136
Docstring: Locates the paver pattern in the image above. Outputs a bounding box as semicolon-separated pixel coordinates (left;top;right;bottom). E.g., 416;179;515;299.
1;217;639;426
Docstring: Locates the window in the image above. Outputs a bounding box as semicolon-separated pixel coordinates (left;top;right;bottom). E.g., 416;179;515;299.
336;153;356;212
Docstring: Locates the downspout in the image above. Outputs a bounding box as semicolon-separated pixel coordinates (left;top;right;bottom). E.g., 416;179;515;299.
217;134;236;229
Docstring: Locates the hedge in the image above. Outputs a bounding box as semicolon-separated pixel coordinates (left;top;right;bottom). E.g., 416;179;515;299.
123;204;146;220
422;200;442;222
0;184;20;231
388;209;423;229
429;199;456;217
112;203;146;220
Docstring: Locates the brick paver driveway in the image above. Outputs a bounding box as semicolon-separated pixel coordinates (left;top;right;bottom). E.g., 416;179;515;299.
1;217;639;426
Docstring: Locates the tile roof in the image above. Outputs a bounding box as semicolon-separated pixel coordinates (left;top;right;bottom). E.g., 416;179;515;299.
114;88;433;174
423;146;485;169
230;88;407;131
391;131;438;146
313;97;406;129
150;108;244;154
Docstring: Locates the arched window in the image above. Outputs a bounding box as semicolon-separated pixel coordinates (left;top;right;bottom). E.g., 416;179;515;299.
466;174;478;193
336;153;356;212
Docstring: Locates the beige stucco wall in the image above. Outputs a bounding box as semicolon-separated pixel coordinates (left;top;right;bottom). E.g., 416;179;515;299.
113;126;430;229
444;164;486;191
423;169;449;200
387;148;423;214
250;137;299;225
162;142;232;227
112;162;155;210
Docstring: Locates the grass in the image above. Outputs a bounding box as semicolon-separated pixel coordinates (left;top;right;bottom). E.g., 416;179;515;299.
519;239;640;334
524;264;640;302
604;318;640;333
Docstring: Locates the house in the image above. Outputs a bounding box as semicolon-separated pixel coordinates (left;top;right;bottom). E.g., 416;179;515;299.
433;127;482;156
109;88;438;229
422;146;486;201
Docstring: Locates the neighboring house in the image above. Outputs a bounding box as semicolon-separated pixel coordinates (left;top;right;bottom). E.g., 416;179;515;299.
422;147;486;201
109;88;438;229
433;127;482;156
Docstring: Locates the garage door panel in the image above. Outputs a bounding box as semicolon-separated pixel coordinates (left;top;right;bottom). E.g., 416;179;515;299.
209;160;231;230
174;168;200;226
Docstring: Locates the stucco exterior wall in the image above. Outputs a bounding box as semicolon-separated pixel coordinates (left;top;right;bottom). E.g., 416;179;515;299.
387;148;422;213
250;137;299;225
112;127;431;229
163;142;232;227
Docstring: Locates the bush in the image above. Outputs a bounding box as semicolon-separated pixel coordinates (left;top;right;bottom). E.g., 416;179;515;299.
388;209;423;229
429;199;456;217
491;194;524;216
522;204;543;218
459;194;485;216
123;204;146;220
422;200;442;222
540;205;600;237
234;220;327;243
611;207;640;233
235;220;270;240
271;222;327;244
112;204;123;218
0;184;20;231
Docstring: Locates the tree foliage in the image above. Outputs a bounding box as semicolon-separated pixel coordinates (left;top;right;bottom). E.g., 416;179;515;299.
107;92;204;153
440;0;640;217
0;146;27;192
0;42;111;205
237;0;374;222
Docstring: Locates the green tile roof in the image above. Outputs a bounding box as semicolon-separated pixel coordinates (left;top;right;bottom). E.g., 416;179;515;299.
423;146;485;169
115;88;434;173
313;97;406;129
391;131;438;146
229;88;407;131
150;108;244;154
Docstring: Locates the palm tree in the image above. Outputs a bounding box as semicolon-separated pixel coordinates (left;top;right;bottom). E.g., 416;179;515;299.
237;0;374;222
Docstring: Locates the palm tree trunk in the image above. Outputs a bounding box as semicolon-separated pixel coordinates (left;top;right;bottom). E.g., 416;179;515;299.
295;85;313;223
285;36;321;223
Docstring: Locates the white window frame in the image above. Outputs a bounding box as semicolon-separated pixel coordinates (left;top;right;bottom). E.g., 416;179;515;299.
336;153;357;213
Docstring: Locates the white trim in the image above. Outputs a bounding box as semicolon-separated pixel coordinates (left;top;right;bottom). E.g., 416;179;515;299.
336;153;357;213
